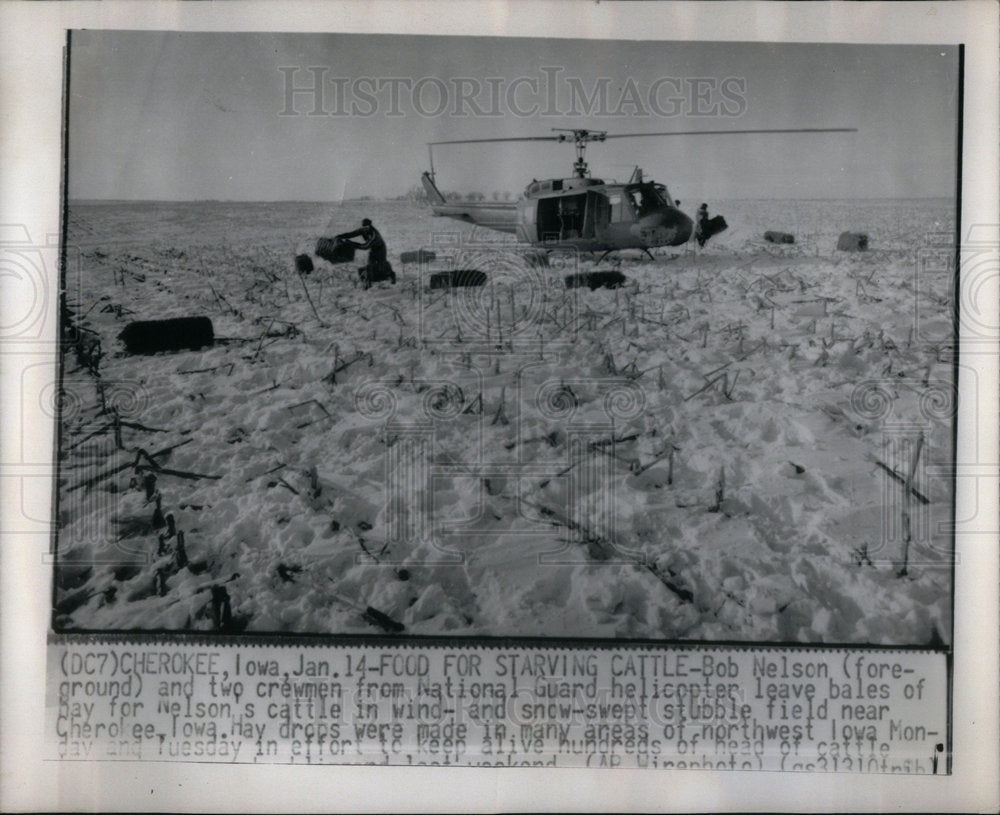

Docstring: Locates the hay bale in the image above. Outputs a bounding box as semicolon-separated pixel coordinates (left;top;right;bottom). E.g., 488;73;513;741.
764;231;795;244
696;215;728;247
564;271;627;290
315;238;356;264
429;272;451;290
118;316;214;355
429;269;488;290
295;254;314;274
400;249;436;264
837;232;869;251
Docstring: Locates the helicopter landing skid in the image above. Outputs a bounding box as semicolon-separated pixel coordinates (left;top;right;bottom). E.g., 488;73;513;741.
595;248;657;264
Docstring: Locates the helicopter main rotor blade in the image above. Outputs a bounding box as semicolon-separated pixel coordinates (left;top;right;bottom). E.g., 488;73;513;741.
427;136;563;179
430;128;855;146
424;126;856;181
602;127;857;139
428;136;562;146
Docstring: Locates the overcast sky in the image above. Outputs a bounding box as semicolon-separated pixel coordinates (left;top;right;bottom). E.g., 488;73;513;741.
68;31;959;201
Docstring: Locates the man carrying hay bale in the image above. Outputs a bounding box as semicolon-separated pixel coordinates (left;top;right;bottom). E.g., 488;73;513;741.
336;218;396;289
694;203;728;248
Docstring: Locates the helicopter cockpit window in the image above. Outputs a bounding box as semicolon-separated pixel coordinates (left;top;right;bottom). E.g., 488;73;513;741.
626;183;667;217
653;183;673;207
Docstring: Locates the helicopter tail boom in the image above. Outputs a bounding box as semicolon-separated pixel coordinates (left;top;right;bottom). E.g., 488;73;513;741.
421;171;519;232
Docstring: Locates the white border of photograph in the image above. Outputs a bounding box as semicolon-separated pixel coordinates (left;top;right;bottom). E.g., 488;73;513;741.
2;1;997;812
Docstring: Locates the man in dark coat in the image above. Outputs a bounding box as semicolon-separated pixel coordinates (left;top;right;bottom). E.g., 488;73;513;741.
337;218;396;288
694;203;727;249
695;203;710;248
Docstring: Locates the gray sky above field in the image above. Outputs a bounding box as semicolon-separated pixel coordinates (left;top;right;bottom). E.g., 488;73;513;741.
68;32;959;201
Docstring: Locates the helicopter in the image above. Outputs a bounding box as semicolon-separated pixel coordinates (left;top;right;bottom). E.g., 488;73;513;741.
420;127;856;257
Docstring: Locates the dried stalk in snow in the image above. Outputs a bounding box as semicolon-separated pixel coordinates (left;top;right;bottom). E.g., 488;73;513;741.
898;432;924;577
709;466;726;512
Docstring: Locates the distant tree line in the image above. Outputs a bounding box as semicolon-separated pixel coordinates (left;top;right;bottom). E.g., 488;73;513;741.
395;186;515;203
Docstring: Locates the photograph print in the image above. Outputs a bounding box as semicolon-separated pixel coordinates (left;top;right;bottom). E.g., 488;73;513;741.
54;32;959;645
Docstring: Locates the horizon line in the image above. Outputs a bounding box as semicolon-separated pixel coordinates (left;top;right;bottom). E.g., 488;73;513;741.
68;194;956;205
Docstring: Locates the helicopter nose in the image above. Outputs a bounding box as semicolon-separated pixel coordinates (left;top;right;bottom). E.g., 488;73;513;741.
634;208;693;247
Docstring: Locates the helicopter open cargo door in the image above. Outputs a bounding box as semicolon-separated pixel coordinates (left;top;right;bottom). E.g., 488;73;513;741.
536;194;581;242
534;190;610;244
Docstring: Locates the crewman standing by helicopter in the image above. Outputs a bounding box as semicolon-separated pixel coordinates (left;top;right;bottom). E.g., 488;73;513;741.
695;203;711;248
336;218;396;288
694;203;729;249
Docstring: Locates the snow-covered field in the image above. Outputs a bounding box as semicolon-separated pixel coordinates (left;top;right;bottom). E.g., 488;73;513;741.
54;198;955;644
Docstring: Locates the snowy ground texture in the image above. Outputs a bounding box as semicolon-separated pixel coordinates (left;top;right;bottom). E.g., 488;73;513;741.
55;198;955;644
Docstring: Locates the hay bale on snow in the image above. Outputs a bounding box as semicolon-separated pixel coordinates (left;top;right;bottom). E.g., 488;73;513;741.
565;271;627;290
400;249;436;264
696;215;728;247
315;238;356;264
429;269;488;289
119;316;214;355
295;254;314;274
764;231;795;244
837;232;868;251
